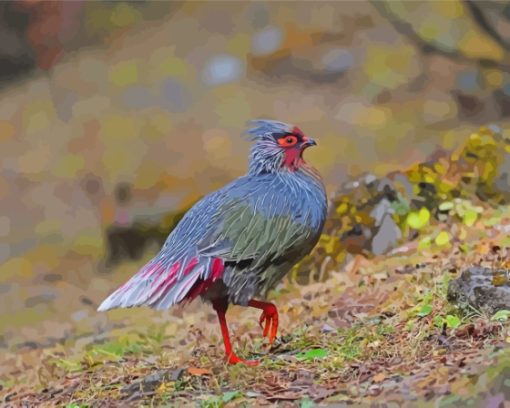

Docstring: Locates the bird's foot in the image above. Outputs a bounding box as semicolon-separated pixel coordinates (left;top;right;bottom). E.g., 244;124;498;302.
258;304;279;345
227;353;260;366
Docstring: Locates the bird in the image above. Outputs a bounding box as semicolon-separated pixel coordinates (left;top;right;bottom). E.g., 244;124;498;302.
98;119;328;365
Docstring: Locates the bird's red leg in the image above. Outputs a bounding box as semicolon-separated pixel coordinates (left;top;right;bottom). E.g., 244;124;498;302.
348;254;364;277
212;298;259;366
248;299;279;345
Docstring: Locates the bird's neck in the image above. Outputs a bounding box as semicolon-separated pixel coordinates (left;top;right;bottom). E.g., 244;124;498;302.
299;162;323;183
282;148;303;171
248;151;313;176
248;158;322;183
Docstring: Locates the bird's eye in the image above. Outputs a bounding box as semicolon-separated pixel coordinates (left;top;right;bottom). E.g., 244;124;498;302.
277;135;298;147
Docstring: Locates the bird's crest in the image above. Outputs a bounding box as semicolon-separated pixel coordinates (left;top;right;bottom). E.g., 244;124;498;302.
245;119;293;141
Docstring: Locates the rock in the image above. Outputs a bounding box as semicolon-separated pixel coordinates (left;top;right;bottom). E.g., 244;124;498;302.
71;310;88;322
121;368;185;396
371;213;401;255
370;198;402;256
494;147;510;200
320;48;355;73
24;291;57;308
447;267;510;314
333;174;401;257
320;323;336;333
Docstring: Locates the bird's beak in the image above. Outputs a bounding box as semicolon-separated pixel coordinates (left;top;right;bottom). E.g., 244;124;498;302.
302;137;317;148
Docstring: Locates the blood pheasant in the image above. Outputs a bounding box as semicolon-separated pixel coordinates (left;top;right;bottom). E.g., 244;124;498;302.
98;120;327;365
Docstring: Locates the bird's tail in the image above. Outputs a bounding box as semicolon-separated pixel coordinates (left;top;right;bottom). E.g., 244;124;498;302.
97;255;206;311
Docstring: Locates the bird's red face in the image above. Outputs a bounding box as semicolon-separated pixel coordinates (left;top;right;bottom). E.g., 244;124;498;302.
247;120;318;175
275;126;317;171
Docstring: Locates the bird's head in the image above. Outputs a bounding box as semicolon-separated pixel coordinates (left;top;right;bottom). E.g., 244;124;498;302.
246;119;317;175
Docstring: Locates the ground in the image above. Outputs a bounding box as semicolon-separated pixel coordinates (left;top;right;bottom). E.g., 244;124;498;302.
3;204;510;407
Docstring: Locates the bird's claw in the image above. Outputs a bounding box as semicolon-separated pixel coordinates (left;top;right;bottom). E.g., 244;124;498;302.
258;307;279;345
227;354;260;366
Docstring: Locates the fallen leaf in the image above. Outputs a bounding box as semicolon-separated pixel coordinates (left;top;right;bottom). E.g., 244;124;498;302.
406;208;430;230
266;391;302;401
187;367;211;376
491;310;510;322
417;304;433;317
445;315;461;328
296;348;328;361
373;372;386;383
222;390;241;402
435;231;450;246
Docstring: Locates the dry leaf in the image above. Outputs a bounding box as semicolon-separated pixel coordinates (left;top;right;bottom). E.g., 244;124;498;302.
372;373;386;383
187;367;211;376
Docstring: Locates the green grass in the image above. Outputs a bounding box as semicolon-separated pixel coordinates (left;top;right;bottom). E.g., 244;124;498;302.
4;213;510;406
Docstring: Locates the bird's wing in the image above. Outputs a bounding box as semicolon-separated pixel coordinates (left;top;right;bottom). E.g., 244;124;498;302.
197;194;312;269
97;189;230;312
96;254;223;311
97;177;317;312
195;193;316;304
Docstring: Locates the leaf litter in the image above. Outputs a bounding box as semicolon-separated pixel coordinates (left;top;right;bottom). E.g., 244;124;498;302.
5;127;510;406
7;223;510;407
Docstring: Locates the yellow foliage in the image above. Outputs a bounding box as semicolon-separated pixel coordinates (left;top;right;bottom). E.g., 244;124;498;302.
458;31;505;62
0;257;33;281
434;231;450;246
406;208;430;230
335;202;349;215
483;69;504;88
432;0;464;19
322;235;341;255
109;60;139;87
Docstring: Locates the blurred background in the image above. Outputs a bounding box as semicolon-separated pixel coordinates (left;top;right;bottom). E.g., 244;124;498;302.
2;0;510;362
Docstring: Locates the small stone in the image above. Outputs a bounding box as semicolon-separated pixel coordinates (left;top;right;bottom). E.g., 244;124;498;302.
121;368;184;395
25;291;56;308
448;267;510;314
371;213;401;256
71;310;88;322
320;48;354;73
321;323;336;333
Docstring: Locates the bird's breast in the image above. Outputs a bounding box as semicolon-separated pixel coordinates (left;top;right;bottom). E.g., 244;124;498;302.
275;172;327;232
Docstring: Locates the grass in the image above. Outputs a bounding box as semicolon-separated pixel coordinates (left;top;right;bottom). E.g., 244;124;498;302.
9;296;509;406
4;211;510;406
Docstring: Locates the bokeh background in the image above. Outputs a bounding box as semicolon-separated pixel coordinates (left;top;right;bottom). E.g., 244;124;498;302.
3;0;510;378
